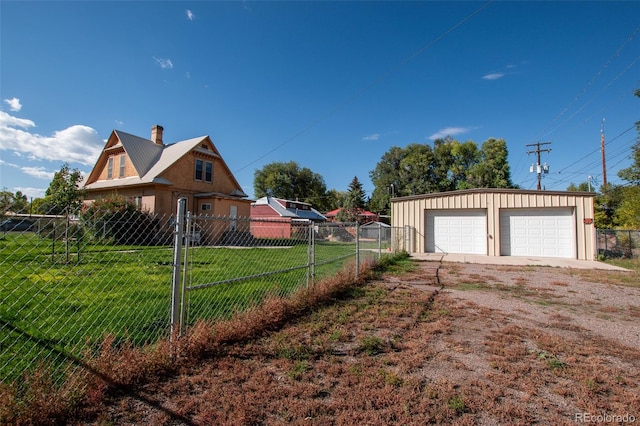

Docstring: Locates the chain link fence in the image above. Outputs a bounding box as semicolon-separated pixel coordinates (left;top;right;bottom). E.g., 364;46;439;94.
0;204;408;391
596;229;640;259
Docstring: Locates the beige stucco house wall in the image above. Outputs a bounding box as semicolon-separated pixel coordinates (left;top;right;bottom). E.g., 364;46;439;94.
391;189;596;260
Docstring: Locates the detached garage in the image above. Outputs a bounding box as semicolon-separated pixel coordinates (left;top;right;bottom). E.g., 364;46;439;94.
391;189;596;260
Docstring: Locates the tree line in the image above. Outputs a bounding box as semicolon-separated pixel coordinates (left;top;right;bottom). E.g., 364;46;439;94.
3;109;639;229
252;137;514;218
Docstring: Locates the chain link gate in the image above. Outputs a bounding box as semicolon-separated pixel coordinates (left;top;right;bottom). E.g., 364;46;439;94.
169;198;360;338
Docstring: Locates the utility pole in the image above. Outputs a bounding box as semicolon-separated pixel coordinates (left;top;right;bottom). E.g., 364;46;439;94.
601;118;607;187
526;141;551;190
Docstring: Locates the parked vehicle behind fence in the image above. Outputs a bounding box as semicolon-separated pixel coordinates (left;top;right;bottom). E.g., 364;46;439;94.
0;218;34;232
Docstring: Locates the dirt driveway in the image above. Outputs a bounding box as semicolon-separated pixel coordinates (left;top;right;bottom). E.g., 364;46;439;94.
389;260;640;424
87;260;640;425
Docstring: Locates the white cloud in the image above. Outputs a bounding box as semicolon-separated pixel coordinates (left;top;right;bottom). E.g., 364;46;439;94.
14;187;47;199
0;159;19;168
153;57;174;69
428;127;473;141
0;111;103;166
4;97;22;112
21;166;53;180
482;72;505;81
362;133;380;141
186;9;195;20
0;111;35;129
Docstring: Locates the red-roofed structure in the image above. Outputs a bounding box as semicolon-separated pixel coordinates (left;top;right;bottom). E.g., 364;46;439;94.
324;208;379;223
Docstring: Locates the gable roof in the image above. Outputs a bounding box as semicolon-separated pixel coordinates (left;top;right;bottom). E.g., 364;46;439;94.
85;129;246;197
252;196;326;221
114;130;164;177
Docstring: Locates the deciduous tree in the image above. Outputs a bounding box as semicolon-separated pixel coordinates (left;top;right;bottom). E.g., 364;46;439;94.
40;163;84;215
0;190;28;214
253;161;328;210
368;137;515;213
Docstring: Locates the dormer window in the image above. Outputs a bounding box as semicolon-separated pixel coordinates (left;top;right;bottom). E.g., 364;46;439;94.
119;155;126;178
107;157;114;179
195;159;213;183
205;161;212;182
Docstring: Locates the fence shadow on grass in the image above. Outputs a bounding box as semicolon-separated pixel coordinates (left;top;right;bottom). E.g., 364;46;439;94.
0;317;196;425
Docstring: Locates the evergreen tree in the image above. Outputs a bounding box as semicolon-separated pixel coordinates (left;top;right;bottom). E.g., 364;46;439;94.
337;176;368;223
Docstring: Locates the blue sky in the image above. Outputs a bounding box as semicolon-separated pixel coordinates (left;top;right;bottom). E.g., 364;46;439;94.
1;1;639;203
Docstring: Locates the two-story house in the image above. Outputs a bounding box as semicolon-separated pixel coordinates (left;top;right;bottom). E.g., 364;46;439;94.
83;125;252;219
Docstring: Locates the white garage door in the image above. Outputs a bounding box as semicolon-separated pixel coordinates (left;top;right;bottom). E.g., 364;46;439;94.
500;208;575;258
426;210;487;255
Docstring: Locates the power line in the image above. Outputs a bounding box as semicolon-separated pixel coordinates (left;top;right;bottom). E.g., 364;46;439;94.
555;125;635;175
547;136;636;188
232;0;495;175
533;26;640;142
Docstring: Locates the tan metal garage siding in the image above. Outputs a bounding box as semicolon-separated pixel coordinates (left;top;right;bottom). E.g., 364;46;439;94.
390;189;595;260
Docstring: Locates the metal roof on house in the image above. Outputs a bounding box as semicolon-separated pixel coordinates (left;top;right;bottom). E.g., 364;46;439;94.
85;129;249;199
141;136;208;181
252;196;326;221
113;130;163;177
84;176;172;190
86;135;212;189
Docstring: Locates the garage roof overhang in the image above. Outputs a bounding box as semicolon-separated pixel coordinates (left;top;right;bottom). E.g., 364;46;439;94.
391;188;595;203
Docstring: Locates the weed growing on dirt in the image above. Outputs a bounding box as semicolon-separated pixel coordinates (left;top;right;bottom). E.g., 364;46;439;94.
447;395;467;414
358;336;385;356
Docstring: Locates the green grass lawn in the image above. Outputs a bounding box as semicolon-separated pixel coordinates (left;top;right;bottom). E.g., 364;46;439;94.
0;233;359;383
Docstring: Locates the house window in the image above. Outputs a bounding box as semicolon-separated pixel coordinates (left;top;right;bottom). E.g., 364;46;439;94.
107;157;114;179
195;159;213;183
201;203;211;212
195;159;203;180
133;196;142;209
205;161;212;182
119;155;126;178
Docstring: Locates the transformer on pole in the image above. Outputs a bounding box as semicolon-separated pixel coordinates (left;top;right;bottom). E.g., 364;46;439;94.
526;141;551;190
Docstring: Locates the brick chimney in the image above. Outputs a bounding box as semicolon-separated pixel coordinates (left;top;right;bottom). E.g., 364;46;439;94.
151;125;164;145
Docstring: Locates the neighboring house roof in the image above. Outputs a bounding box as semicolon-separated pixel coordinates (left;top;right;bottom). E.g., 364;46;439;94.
252;196;326;221
361;221;390;228
325;208;378;218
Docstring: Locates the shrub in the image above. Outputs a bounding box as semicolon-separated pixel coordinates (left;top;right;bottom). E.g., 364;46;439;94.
81;195;160;245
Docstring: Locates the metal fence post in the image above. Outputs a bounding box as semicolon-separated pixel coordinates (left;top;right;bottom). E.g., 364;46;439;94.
179;210;191;337
170;198;187;340
378;222;382;259
308;221;315;290
355;222;360;279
